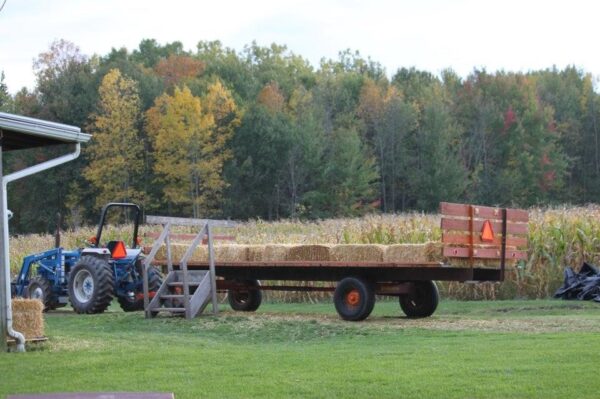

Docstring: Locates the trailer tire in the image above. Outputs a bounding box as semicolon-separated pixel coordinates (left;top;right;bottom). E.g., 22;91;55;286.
400;280;439;318
228;280;262;312
25;276;57;311
68;256;115;314
334;277;375;321
118;266;163;312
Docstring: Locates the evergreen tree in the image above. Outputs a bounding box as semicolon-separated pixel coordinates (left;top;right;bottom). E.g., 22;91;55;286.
0;71;12;112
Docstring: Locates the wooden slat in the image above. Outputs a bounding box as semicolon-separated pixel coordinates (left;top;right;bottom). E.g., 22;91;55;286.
144;232;235;243
442;232;528;247
440;202;529;222
146;215;238;227
443;246;527;260
441;218;528;236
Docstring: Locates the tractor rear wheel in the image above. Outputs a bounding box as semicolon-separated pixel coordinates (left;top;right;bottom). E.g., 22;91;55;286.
68;256;115;314
118;266;163;312
400;280;439;318
334;277;376;321
228;280;262;311
25;276;57;311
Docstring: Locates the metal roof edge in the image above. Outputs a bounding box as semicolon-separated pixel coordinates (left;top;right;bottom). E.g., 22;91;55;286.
0;112;91;143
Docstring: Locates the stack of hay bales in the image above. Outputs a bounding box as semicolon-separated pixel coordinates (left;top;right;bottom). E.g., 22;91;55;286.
153;242;449;264
11;298;44;339
150;241;506;268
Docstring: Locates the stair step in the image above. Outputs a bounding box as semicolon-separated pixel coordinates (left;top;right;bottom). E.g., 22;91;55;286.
167;282;200;287
151;307;187;313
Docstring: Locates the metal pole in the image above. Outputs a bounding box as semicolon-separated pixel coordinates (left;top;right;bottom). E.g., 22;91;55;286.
0;144;6;352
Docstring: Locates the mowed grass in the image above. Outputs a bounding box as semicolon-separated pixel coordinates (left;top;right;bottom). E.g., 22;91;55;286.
2;299;600;398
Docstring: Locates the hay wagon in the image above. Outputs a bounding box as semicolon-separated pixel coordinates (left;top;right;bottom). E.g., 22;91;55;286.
144;202;528;321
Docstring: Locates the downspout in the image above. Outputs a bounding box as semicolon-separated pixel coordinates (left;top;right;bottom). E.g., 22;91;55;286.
3;143;81;352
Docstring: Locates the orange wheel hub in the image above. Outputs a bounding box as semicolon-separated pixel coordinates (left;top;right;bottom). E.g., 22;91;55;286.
345;289;361;306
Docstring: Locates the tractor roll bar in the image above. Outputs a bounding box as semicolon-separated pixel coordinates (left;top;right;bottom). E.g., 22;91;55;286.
94;203;141;249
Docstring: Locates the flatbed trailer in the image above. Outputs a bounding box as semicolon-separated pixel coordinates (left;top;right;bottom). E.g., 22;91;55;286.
146;202;529;321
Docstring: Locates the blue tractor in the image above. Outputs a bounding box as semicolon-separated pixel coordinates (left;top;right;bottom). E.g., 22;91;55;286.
12;203;162;313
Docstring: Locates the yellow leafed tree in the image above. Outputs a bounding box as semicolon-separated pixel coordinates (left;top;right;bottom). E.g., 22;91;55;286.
84;68;145;209
146;82;238;217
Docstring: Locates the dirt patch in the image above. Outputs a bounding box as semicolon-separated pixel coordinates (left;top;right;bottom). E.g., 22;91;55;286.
238;311;600;333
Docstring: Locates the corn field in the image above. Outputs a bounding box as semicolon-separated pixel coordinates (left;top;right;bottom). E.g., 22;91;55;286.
9;206;600;301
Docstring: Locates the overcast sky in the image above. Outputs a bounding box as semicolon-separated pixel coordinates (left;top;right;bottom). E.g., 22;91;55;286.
0;0;598;93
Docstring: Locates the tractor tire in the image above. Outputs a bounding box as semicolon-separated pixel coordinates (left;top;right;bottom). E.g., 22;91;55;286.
68;256;115;314
400;280;439;318
334;277;376;321
25;276;57;312
228;280;262;312
117;266;163;312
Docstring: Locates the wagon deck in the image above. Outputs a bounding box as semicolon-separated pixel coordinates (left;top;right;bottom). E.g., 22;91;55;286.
144;202;529;321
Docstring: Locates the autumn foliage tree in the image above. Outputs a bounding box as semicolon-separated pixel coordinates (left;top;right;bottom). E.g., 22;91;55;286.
154;54;205;89
84;69;145;209
146;83;237;217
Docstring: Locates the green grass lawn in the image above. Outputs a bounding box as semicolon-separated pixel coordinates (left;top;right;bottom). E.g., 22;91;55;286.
2;299;600;398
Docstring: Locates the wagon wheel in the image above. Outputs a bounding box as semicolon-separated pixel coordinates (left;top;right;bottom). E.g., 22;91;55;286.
228;279;262;311
333;277;375;321
400;280;439;318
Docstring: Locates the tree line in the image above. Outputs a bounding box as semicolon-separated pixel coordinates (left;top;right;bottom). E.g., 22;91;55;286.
0;39;598;234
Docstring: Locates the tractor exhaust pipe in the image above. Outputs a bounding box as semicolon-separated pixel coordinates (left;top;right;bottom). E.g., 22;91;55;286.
55;212;61;248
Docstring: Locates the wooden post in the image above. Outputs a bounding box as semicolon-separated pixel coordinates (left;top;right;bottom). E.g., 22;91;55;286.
207;225;218;315
0;143;7;352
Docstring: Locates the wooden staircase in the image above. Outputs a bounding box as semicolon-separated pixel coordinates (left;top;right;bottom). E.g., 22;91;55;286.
142;220;219;319
148;270;213;318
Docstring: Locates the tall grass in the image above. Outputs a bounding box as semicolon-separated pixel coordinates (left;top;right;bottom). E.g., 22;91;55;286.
8;206;600;300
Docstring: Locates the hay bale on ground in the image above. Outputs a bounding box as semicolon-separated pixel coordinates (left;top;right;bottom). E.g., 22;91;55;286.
287;244;331;261
384;242;443;263
11;298;44;339
330;244;386;262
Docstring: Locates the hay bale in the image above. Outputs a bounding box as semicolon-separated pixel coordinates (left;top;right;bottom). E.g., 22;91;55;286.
330;244;385;262
11;298;44;339
263;244;294;261
214;245;248;262
246;245;266;261
287;244;331;261
155;244;208;262
384;242;442;263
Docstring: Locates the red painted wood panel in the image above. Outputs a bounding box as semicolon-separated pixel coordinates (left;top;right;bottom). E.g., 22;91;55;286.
443;246;527;260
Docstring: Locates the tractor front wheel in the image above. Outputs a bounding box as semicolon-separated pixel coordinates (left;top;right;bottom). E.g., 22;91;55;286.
118;266;163;312
25;276;57;312
68;256;115;314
